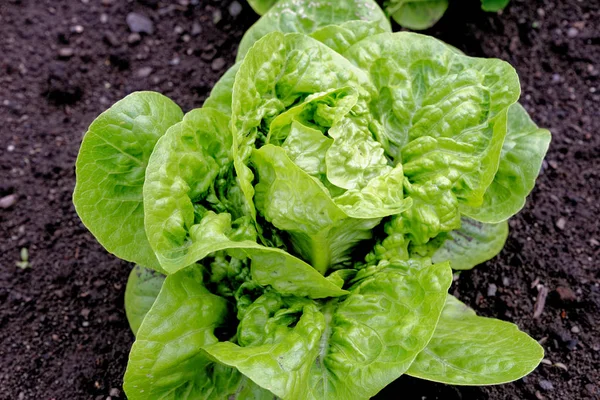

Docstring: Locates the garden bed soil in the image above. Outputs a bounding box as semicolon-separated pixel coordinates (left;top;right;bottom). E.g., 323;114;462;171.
1;0;599;399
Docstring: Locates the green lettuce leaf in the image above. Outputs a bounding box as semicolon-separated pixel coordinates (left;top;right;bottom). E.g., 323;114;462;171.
253;144;381;273
73;92;183;271
407;295;544;385
386;0;449;30
237;0;391;61
461;103;551;223
428;217;509;270
309;20;392;55
204;63;240;116
345;32;521;243
143;108;347;298
247;0;279;15
481;0;510;12
124;265;165;336
203;260;453;400
124;266;276;399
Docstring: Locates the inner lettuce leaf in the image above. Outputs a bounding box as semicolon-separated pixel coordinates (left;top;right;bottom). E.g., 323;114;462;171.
73;92;183;271
237;0;391;61
460;103;551;223
203;259;453;400
143;107;347;298
407;295;544;385
123;266;277;400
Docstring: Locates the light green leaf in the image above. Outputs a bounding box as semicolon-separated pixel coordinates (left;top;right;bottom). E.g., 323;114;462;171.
431;217;508;270
386;0;449;30
73;91;183;271
247;0;279;15
253;144;380;274
204;261;453;400
310;20;391;55
143;113;347;297
461;103;551;223
237;0;391;61
407;295;544;385
481;0;510;12
124;265;165;336
123;266;241;399
345;32;521;243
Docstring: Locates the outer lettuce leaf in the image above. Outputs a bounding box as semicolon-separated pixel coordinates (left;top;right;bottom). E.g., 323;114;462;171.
309;20;391;55
407;295;544;385
345;32;520;243
203;261;453;400
237;0;391;61
73;92;183;271
461;103;551;223
481;0;510;12
124;265;165;336
124;266;276;399
386;0;449;30
247;0;279;15
431;217;509;270
143;108;347;298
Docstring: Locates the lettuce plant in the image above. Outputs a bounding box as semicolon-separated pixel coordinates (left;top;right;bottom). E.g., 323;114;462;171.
247;0;511;30
73;0;550;398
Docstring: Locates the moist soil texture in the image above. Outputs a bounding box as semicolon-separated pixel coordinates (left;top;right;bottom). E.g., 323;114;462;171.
0;0;598;399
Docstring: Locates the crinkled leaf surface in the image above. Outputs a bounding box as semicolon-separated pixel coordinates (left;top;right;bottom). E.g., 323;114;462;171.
386;0;449;30
481;0;510;12
125;265;165;336
204;261;453;400
143;108;346;298
310;20;391;55
237;0;390;61
461;103;551;223
345;32;520;243
407;295;544;385
124;266;241;399
431;217;509;270
73;92;183;271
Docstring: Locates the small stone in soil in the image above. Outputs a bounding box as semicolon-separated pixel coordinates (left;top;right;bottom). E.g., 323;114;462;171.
135;66;153;78
539;380;554;391
555;217;566;230
487;284;497;297
104;32;120;47
211;57;226;71
567;27;579;38
0;194;17;209
571;326;580;333
128;33;141;45
109;388;120;397
58;48;74;58
228;1;242;17
126;12;154;34
191;22;202;36
212;9;222;24
555;285;576;302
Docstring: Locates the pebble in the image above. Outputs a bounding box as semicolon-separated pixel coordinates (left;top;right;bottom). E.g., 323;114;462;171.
590;238;599;246
0;194;17;209
126;12;154;34
127;33;141;45
539;380;554;391
571;326;580;334
567;27;579;38
228;1;242;17
555;217;566;230
71;25;84;34
58;47;74;58
487;283;497;297
135;67;153;78
100;13;108;24
211;57;226;71
555;285;576;302
212;9;222;24
191;22;202;36
109;388;120;397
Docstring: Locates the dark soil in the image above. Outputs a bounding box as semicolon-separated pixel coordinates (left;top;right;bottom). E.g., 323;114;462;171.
0;0;598;399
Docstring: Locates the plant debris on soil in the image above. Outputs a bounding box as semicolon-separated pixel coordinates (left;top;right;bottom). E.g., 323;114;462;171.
0;0;598;399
